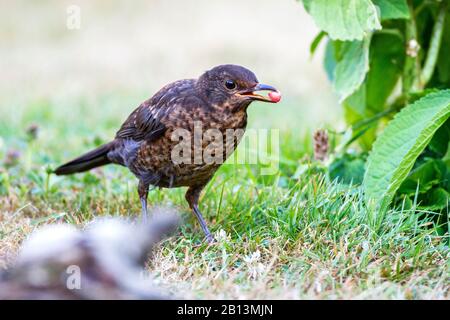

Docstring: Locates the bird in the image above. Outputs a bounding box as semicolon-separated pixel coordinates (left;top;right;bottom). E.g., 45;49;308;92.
54;64;281;242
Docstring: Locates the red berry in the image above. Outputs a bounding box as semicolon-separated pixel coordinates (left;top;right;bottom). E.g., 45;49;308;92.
268;91;281;103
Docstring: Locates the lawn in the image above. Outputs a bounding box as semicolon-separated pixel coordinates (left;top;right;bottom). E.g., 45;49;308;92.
0;95;448;299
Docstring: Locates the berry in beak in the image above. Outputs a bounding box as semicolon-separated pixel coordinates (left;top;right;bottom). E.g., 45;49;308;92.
239;83;281;103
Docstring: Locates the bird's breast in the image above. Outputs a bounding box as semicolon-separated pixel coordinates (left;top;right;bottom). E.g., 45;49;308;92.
131;106;248;188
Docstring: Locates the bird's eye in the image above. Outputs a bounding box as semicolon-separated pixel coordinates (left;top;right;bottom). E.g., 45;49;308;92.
225;79;237;90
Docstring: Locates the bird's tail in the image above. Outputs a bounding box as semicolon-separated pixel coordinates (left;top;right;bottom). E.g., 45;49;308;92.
54;141;114;175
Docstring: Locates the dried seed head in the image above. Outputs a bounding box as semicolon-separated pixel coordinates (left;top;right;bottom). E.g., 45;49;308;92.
4;149;21;168
26;123;40;140
313;129;329;162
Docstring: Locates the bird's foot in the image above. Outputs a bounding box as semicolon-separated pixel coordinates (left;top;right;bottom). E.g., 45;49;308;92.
205;234;216;245
192;233;216;248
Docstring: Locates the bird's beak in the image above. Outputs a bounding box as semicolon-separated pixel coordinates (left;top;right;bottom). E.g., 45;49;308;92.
239;83;281;103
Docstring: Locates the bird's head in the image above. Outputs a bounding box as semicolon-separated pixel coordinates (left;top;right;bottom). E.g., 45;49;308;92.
196;64;281;111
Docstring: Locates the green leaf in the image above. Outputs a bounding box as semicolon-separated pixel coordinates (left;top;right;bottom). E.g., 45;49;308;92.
344;83;367;117
341;32;404;150
366;32;404;112
443;141;450;167
329;153;366;185
334;38;371;102
343;85;379;150
443;168;450;192
301;0;312;13
323;39;338;81
372;0;410;20
428;118;450;157
419;187;449;211
305;0;381;41
398;159;443;195
310;31;326;56
363;90;450;208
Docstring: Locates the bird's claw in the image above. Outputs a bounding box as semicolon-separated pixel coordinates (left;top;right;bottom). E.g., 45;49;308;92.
205;234;216;245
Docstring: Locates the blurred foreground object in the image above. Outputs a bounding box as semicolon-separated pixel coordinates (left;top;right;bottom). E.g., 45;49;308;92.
0;209;180;299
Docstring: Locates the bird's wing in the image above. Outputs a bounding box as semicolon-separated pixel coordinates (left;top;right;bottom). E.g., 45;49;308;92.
115;100;166;141
115;79;196;142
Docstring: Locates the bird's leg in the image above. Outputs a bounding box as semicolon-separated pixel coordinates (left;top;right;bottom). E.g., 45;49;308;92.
138;180;149;223
185;185;214;243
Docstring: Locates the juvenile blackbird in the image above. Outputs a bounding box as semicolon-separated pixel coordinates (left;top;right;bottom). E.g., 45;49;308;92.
55;64;281;242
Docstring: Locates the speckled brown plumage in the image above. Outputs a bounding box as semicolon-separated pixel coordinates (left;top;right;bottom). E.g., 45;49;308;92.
55;64;280;242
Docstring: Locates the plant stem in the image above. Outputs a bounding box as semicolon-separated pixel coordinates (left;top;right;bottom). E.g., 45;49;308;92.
421;1;448;86
402;0;421;98
351;106;398;131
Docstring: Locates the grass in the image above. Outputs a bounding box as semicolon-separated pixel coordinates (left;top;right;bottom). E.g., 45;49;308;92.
0;95;448;299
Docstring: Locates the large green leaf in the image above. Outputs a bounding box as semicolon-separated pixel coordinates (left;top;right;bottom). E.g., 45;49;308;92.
341;33;404;150
334;38;371;102
372;0;410;20
342;33;404;114
364;90;450;208
366;32;404;112
304;0;381;41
